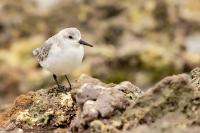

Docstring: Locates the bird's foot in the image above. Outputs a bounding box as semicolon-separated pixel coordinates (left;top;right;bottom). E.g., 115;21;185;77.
48;84;71;94
56;84;71;93
56;84;67;93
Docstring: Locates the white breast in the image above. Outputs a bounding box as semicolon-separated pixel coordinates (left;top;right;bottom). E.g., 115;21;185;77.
40;44;84;75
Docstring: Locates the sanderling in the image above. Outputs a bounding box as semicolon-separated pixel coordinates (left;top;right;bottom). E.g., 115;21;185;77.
33;27;93;90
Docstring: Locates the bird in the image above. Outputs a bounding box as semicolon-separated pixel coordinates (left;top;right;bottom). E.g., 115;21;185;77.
33;27;93;91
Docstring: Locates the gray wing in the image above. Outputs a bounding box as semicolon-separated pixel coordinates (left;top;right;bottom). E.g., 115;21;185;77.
32;40;53;62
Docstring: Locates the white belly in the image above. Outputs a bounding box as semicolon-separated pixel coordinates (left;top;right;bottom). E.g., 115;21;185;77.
40;45;84;75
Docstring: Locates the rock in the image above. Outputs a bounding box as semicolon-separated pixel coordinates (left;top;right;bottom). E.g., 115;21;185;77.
70;74;142;132
127;124;200;133
75;84;104;104
119;69;200;133
0;86;76;130
121;74;192;129
191;67;200;94
0;127;24;133
82;100;99;122
66;68;200;132
0;74;142;133
1;69;200;132
75;81;141;117
0;93;33;129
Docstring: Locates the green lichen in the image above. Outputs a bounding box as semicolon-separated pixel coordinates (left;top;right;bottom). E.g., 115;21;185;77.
15;87;76;129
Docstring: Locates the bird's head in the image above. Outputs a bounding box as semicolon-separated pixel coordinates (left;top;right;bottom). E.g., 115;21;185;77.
60;27;93;47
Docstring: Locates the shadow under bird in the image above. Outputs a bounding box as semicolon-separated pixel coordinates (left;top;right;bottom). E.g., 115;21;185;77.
33;27;93;91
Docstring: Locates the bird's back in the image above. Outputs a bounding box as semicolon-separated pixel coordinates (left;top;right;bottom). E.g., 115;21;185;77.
32;37;55;62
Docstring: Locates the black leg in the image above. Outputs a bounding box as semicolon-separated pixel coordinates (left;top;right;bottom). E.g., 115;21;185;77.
52;74;66;92
53;74;60;88
65;75;72;90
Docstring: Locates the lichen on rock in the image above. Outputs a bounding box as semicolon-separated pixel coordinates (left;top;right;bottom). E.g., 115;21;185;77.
191;67;200;93
0;86;76;131
1;69;200;133
119;68;200;132
15;87;76;130
0;74;143;132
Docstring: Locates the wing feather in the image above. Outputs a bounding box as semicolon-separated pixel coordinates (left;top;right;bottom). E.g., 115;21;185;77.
33;40;53;62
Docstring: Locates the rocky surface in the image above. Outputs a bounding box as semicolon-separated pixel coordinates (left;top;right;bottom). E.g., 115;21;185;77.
0;87;76;131
70;76;142;132
123;68;200;133
0;74;142;132
0;68;200;132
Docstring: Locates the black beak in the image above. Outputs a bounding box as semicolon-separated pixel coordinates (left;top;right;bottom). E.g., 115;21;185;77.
79;39;93;47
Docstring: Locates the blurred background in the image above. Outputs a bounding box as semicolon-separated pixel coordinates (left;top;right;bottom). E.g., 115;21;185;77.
0;0;200;108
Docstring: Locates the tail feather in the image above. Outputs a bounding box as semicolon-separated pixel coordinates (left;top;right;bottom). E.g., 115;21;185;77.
32;48;39;56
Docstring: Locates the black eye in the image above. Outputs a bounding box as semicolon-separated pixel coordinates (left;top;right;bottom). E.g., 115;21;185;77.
68;35;73;39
